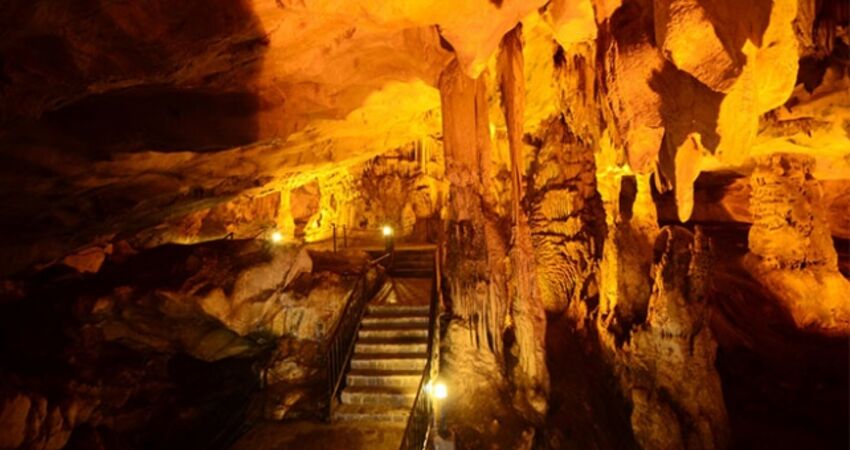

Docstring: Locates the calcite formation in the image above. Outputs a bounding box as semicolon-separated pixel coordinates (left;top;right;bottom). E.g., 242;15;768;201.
745;153;850;334
623;227;729;450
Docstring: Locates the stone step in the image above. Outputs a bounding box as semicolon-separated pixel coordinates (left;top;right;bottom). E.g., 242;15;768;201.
350;353;427;371
333;404;411;423
362;315;429;327
367;304;430;316
358;327;428;340
355;341;428;354
341;386;417;407
346;369;423;388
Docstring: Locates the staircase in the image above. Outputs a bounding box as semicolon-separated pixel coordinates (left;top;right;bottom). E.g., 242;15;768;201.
367;249;435;278
333;249;435;423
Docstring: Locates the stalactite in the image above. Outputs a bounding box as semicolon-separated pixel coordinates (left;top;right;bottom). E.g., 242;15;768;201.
497;25;550;418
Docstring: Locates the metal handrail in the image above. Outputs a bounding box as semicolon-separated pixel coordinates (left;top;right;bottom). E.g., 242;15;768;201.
325;253;389;420
399;249;440;450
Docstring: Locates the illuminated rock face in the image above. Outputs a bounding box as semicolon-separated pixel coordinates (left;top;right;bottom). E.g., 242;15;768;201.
528;116;605;314
748;154;837;270
623;227;729;450
745;153;850;334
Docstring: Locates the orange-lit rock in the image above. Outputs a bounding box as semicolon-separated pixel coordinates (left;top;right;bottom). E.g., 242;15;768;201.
748;154;837;268
528;117;605;314
653;0;743;93
62;246;110;274
745;153;850;335
601;226;730;450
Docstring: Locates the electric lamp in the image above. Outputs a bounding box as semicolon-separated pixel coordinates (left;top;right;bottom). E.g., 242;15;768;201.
270;230;283;243
433;381;447;400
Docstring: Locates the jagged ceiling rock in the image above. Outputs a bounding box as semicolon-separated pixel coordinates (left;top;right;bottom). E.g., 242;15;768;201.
0;0;847;275
596;0;848;222
3;0;586;274
540;0;597;48
653;0;746;93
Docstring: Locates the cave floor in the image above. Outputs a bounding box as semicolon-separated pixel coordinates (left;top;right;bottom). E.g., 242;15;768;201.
231;420;404;450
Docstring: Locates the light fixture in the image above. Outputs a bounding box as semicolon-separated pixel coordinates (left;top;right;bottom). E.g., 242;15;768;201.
433;381;447;400
382;225;393;237
270;230;283;243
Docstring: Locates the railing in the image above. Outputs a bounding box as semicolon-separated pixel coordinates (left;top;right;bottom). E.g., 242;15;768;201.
325;253;390;420
399;249;441;450
329;222;433;252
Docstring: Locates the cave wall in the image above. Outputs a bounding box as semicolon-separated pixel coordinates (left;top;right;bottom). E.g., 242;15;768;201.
0;241;379;448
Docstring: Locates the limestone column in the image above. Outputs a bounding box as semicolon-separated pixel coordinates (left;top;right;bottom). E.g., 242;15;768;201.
438;59;509;356
497;25;549;416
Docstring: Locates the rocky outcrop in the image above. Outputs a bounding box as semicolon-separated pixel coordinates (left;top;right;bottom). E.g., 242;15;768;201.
595;165;728;449
597;172;659;341
0;389;98;450
83;242;320;358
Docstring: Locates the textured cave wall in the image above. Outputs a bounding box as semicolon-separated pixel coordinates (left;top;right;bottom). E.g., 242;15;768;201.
347;141;448;241
525;38;607;316
0;241;379;448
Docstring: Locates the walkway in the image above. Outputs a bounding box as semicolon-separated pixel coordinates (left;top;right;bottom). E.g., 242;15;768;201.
231;248;435;450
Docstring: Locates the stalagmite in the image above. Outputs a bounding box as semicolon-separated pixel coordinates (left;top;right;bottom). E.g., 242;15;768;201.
744;153;850;334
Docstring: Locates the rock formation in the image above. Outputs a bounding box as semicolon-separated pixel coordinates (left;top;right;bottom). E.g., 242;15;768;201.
744;153;850;335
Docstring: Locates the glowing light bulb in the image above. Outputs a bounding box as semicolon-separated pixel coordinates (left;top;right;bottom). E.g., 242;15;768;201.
270;231;283;243
382;225;393;237
433;381;447;399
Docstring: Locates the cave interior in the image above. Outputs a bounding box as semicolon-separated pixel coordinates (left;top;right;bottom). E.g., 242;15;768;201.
0;0;848;449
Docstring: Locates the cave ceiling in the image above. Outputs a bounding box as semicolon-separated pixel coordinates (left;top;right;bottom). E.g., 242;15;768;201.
0;0;848;275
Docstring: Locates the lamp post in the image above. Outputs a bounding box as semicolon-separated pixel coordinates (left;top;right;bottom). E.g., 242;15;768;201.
429;379;451;448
